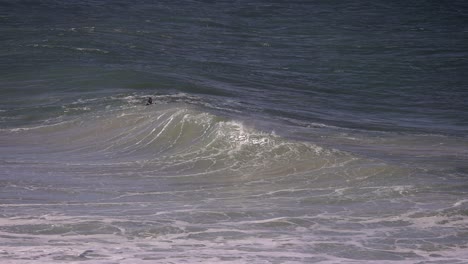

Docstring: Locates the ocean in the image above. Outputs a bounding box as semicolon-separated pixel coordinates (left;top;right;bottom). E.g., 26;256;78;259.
1;1;468;263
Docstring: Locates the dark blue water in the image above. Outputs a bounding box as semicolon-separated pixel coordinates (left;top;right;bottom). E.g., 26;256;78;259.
1;1;468;263
2;0;467;133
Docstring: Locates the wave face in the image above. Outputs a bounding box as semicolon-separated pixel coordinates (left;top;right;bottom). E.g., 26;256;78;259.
2;101;351;196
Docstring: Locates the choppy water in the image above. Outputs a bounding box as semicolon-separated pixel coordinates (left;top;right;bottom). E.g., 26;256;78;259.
1;1;468;263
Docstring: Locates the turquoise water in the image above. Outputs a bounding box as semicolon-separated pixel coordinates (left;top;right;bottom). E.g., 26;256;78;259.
1;1;467;263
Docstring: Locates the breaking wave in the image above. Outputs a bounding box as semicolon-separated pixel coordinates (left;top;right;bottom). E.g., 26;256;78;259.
3;101;349;183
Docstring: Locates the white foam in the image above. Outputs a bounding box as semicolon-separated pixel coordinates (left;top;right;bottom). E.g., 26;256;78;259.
1;222;466;264
453;199;468;207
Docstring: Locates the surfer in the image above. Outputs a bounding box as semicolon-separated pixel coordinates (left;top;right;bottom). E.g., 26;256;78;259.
146;97;153;105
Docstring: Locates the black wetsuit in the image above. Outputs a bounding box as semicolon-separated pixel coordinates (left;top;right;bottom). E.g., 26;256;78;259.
146;97;153;105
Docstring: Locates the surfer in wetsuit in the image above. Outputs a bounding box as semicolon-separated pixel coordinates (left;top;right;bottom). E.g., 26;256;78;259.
146;97;153;105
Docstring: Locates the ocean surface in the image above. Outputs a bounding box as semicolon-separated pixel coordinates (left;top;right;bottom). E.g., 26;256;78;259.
1;1;468;263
